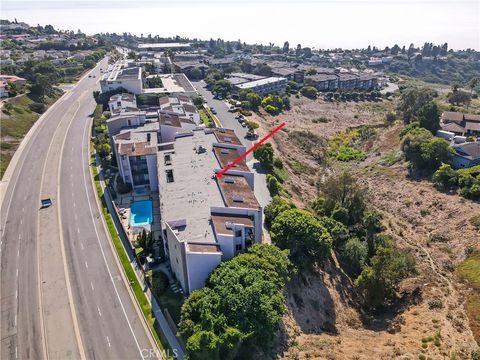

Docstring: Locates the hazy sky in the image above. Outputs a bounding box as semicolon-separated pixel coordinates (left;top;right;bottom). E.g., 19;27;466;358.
2;0;479;50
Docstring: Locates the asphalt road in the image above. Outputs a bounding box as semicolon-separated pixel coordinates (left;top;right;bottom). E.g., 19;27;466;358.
1;59;157;359
192;81;272;209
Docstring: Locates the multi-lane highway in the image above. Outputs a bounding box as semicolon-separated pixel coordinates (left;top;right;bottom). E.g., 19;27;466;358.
0;59;157;359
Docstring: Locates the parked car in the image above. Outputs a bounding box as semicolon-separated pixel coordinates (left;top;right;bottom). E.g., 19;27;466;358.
228;106;235;112
241;122;247;127
210;107;217;114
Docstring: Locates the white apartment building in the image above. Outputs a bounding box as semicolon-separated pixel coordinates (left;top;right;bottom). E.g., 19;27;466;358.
113;122;159;191
158;128;262;294
100;61;143;95
159;95;200;125
108;93;138;113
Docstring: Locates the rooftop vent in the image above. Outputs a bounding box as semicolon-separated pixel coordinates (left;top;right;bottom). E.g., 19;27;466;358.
219;128;226;133
232;195;244;203
221;149;229;154
224;137;232;143
224;177;235;184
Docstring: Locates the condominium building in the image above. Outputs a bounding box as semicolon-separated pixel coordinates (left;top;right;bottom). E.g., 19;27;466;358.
108;93;138;113
158;128;262;294
113;122;159;191
232;76;287;95
100;61;143;94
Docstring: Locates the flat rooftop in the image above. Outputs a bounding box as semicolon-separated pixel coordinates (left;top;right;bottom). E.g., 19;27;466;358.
212;128;243;146
158;129;258;244
213;146;249;172
236;77;286;90
158;130;224;244
211;213;253;236
143;73;196;94
217;174;260;210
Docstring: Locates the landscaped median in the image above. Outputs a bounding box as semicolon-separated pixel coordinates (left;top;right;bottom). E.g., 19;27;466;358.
89;150;175;359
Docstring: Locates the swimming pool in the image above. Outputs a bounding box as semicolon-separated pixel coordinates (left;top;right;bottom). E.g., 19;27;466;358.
130;200;153;227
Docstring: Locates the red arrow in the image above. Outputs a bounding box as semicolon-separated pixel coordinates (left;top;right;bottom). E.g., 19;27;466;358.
216;122;286;178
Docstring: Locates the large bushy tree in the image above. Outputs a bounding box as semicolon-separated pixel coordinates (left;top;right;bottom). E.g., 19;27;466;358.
271;209;332;266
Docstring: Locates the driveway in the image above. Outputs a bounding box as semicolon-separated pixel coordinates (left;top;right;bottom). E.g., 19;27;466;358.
192;80;272;211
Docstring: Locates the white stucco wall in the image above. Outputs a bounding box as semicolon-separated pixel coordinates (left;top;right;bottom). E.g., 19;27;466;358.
186;251;221;292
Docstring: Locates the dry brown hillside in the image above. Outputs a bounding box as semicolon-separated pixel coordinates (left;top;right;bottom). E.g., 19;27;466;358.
252;96;480;359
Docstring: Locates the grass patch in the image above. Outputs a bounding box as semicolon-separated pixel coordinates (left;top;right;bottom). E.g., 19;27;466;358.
1;91;62;178
290;160;310;175
198;109;212;127
470;214;480;230
272;165;288;183
380;150;403;166
148;270;184;326
90;152;171;355
458;250;480;345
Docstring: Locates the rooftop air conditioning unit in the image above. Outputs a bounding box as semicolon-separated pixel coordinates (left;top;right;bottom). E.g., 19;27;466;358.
232;195;244;202
224;177;235;184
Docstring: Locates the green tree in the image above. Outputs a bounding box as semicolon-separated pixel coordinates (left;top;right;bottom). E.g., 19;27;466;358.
137;229;154;254
447;90;471;106
179;245;292;358
420;137;455;172
300;86;317;99
213;79;231;97
397;87;436;123
342;238;368;274
401;127;433;168
363;210;383;258
253;143;274;168
416;102;440;134
245;120;259;131
355;246;416;310
433;163;458;190
271;209;332;266
319;172;366;225
266;174;281;196
264;196;296;226
191;95;204;107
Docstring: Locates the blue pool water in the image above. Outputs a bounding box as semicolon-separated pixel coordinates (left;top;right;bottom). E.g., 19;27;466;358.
130;200;153;227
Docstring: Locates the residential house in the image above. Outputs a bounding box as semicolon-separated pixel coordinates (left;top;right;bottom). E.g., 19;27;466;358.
452;142;480;168
441;111;480;136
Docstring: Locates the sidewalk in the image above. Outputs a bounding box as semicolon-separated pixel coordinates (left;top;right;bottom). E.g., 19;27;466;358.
95;155;185;359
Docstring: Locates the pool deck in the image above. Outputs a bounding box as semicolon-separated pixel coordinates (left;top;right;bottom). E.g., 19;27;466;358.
114;189;162;249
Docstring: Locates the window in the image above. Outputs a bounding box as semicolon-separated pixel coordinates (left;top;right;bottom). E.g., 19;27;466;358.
166;169;174;183
236;243;242;251
117;101;121;107
235;230;242;237
164;154;172;166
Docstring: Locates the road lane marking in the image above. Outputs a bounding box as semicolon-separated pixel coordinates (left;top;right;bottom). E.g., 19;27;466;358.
77;228;80;234
90;282;94;291
22;207;24;213
97;306;102;317
17;249;19;257
84;261;88;269
106;336;111;347
55;98;88;360
80;116;146;359
15;290;17;299
73;202;76;208
16;269;18;278
80;243;84;250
